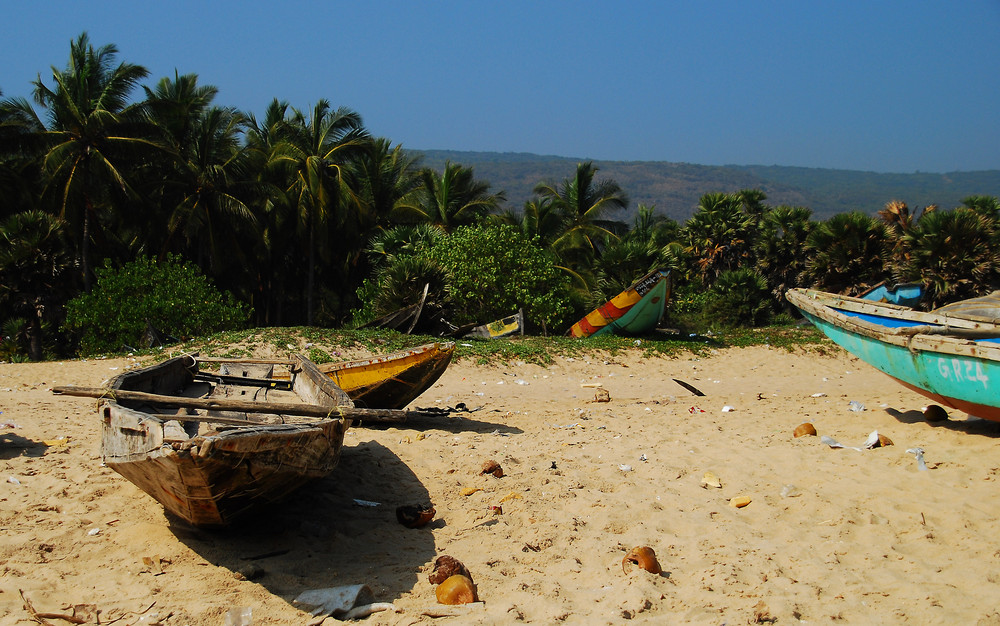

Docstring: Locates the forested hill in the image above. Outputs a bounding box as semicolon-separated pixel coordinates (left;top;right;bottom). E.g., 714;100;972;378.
414;150;1000;222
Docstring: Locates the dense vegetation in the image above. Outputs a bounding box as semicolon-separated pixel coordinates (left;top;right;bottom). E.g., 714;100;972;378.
2;33;999;361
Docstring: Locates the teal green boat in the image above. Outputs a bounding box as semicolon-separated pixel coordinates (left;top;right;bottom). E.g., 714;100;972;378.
786;288;1000;422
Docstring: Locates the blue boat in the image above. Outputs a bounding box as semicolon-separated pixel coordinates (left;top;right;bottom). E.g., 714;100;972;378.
858;281;923;308
786;288;1000;421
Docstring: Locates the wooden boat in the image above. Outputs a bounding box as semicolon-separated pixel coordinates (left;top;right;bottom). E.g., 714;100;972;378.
52;354;416;527
463;310;525;339
319;341;455;409
786;287;1000;421
569;269;671;338
859;281;923;308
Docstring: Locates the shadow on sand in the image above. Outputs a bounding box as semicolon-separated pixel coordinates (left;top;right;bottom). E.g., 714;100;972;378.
167;412;519;614
885;407;1000;438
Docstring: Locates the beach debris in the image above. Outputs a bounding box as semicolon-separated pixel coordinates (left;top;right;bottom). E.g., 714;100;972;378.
435;575;480;605
480;460;504;478
7;476;21;485
923;404;949;422
224;607;252;626
820;435;862;451
906;447;929;471
752;600;776;623
460;487;483;497
352;499;380;507
811;392;827;398
794;422;818;438
396;503;436;528
870;431;893;447
419;603;486;617
618;464;633;472
429;555;472;584
19;590;100;626
673;378;705;396
780;484;800;498
141;555;169;575
700;471;722;489
688;406;705;414
489;505;503;515
848;400;866;412
592;388;611;403
293;584;395;621
721;405;735;412
622;546;662;575
498;491;523;504
729;495;752;508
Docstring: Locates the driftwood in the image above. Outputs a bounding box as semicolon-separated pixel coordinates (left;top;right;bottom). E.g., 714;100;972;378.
51;386;416;423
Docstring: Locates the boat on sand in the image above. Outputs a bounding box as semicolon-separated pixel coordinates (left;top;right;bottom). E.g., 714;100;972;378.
786;287;1000;422
569;269;671;338
52;354;418;527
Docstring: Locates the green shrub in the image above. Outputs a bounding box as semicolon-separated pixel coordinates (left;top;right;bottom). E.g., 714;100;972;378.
428;224;573;333
706;268;773;327
64;255;250;355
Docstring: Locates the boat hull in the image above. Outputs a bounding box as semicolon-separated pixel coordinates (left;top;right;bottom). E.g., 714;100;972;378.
321;342;454;409
569;270;671;338
787;288;1000;421
100;354;350;527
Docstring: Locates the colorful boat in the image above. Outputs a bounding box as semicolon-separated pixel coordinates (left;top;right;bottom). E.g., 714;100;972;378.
569;269;671;338
463;310;525;339
858;281;923;308
786;287;1000;421
54;354;353;527
319;341;455;409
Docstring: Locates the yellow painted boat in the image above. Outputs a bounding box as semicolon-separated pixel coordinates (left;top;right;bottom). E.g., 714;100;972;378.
319;342;455;409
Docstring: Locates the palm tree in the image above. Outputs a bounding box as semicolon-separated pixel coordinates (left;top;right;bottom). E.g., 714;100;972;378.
802;211;891;294
755;205;814;308
683;192;756;284
395;161;505;231
961;195;1000;221
533;161;628;269
270;99;370;324
0;210;74;360
26;33;159;290
349;138;421;231
901;208;999;307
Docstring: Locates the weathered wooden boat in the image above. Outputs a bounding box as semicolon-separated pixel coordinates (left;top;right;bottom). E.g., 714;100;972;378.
319;341;455;409
52;354;417;527
463;310;525;340
786;287;1000;421
569;269;671;338
859;281;923;308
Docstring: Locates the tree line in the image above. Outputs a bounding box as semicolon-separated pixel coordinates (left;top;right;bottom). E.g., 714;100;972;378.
2;33;999;361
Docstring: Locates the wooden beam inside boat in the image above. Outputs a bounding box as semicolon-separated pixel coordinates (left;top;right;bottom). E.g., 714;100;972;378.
51;386;416;423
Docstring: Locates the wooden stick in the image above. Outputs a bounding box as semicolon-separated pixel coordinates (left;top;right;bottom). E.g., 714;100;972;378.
194;357;297;366
51;386;414;423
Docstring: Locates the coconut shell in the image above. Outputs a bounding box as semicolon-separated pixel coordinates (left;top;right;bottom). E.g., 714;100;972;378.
924;405;949;422
429;555;471;585
480;460;504;478
435;575;479;605
793;422;817;437
622;546;662;575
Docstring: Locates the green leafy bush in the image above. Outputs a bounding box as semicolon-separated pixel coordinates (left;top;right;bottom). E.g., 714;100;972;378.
428;224;573;334
705;268;773;327
64;255;250;355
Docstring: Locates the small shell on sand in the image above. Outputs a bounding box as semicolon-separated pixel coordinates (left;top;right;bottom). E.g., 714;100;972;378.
794;422;818;437
730;495;752;508
460;487;483;497
877;433;893;447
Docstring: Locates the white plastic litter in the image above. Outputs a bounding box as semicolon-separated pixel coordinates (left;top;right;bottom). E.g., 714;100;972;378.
906;447;929;471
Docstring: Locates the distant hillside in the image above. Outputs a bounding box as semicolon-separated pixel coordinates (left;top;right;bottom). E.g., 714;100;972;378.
413;150;1000;223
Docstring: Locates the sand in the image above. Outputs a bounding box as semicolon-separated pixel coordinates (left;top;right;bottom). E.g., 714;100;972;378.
4;344;1000;625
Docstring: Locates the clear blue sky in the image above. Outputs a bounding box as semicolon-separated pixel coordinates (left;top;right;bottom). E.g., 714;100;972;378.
4;1;998;173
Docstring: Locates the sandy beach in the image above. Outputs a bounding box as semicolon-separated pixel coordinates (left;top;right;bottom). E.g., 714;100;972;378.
4;343;1000;625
